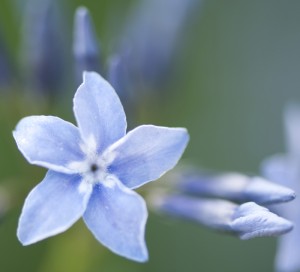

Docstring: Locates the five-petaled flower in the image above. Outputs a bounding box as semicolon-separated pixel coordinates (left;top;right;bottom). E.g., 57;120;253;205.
13;71;189;262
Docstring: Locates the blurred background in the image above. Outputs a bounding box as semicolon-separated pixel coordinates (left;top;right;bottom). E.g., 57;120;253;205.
0;0;299;271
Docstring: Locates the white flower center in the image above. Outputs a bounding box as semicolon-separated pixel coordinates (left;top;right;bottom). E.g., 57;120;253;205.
68;135;116;185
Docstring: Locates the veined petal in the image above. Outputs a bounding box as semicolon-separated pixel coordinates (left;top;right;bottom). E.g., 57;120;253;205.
108;125;189;189
83;176;148;262
73;71;127;153
13;115;84;174
17;171;92;245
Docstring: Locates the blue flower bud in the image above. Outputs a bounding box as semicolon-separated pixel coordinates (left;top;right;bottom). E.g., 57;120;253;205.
21;0;66;96
231;202;293;240
0;35;13;88
73;7;101;84
179;172;295;205
107;53;133;103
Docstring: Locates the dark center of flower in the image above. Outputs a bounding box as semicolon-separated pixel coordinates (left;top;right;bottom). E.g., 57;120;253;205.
90;163;98;172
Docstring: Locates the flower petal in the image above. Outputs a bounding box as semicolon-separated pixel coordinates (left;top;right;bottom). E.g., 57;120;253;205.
108;125;189;189
13;115;84;174
83;176;148;262
73;71;127;153
17;171;92;245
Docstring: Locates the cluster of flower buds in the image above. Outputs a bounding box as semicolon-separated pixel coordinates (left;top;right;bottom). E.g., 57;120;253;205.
152;171;295;240
10;0;200;112
151;103;300;271
71;0;199;122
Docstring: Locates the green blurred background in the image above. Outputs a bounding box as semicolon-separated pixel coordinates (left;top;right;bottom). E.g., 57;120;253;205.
0;0;299;271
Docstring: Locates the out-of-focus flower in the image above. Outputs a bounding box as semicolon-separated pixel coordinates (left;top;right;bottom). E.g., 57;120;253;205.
178;172;295;205
73;7;101;85
262;103;300;272
107;50;134;106
13;71;189;262
109;0;200;97
0;35;13;88
21;0;66;96
155;194;293;239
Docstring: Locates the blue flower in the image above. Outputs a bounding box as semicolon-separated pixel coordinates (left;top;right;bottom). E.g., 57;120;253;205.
262;103;300;272
13;71;189;262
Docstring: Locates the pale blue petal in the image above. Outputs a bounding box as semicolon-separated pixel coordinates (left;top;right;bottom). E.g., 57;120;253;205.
83;176;148;262
73;71;126;153
109;125;189;189
17;171;92;245
231;202;293;240
13;116;84;174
